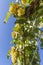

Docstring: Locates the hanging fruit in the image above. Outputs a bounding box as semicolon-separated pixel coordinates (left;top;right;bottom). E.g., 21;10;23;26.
10;46;19;64
9;4;19;15
17;7;25;16
12;31;17;39
21;0;27;5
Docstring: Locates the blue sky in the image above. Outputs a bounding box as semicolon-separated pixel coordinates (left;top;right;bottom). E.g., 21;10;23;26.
0;0;43;65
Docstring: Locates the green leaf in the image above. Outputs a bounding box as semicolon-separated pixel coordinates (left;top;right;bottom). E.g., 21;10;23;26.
8;50;11;55
26;0;33;3
7;50;11;59
4;12;11;23
26;0;29;3
40;39;43;49
10;40;14;44
10;2;14;6
40;43;43;49
7;55;10;59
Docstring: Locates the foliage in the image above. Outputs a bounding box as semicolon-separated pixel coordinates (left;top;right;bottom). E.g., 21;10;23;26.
4;0;43;65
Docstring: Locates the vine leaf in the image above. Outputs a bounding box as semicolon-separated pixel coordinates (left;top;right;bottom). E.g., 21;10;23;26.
7;50;11;59
40;39;43;49
26;0;33;3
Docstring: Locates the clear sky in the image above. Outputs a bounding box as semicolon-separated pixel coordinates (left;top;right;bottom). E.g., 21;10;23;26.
0;0;43;65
